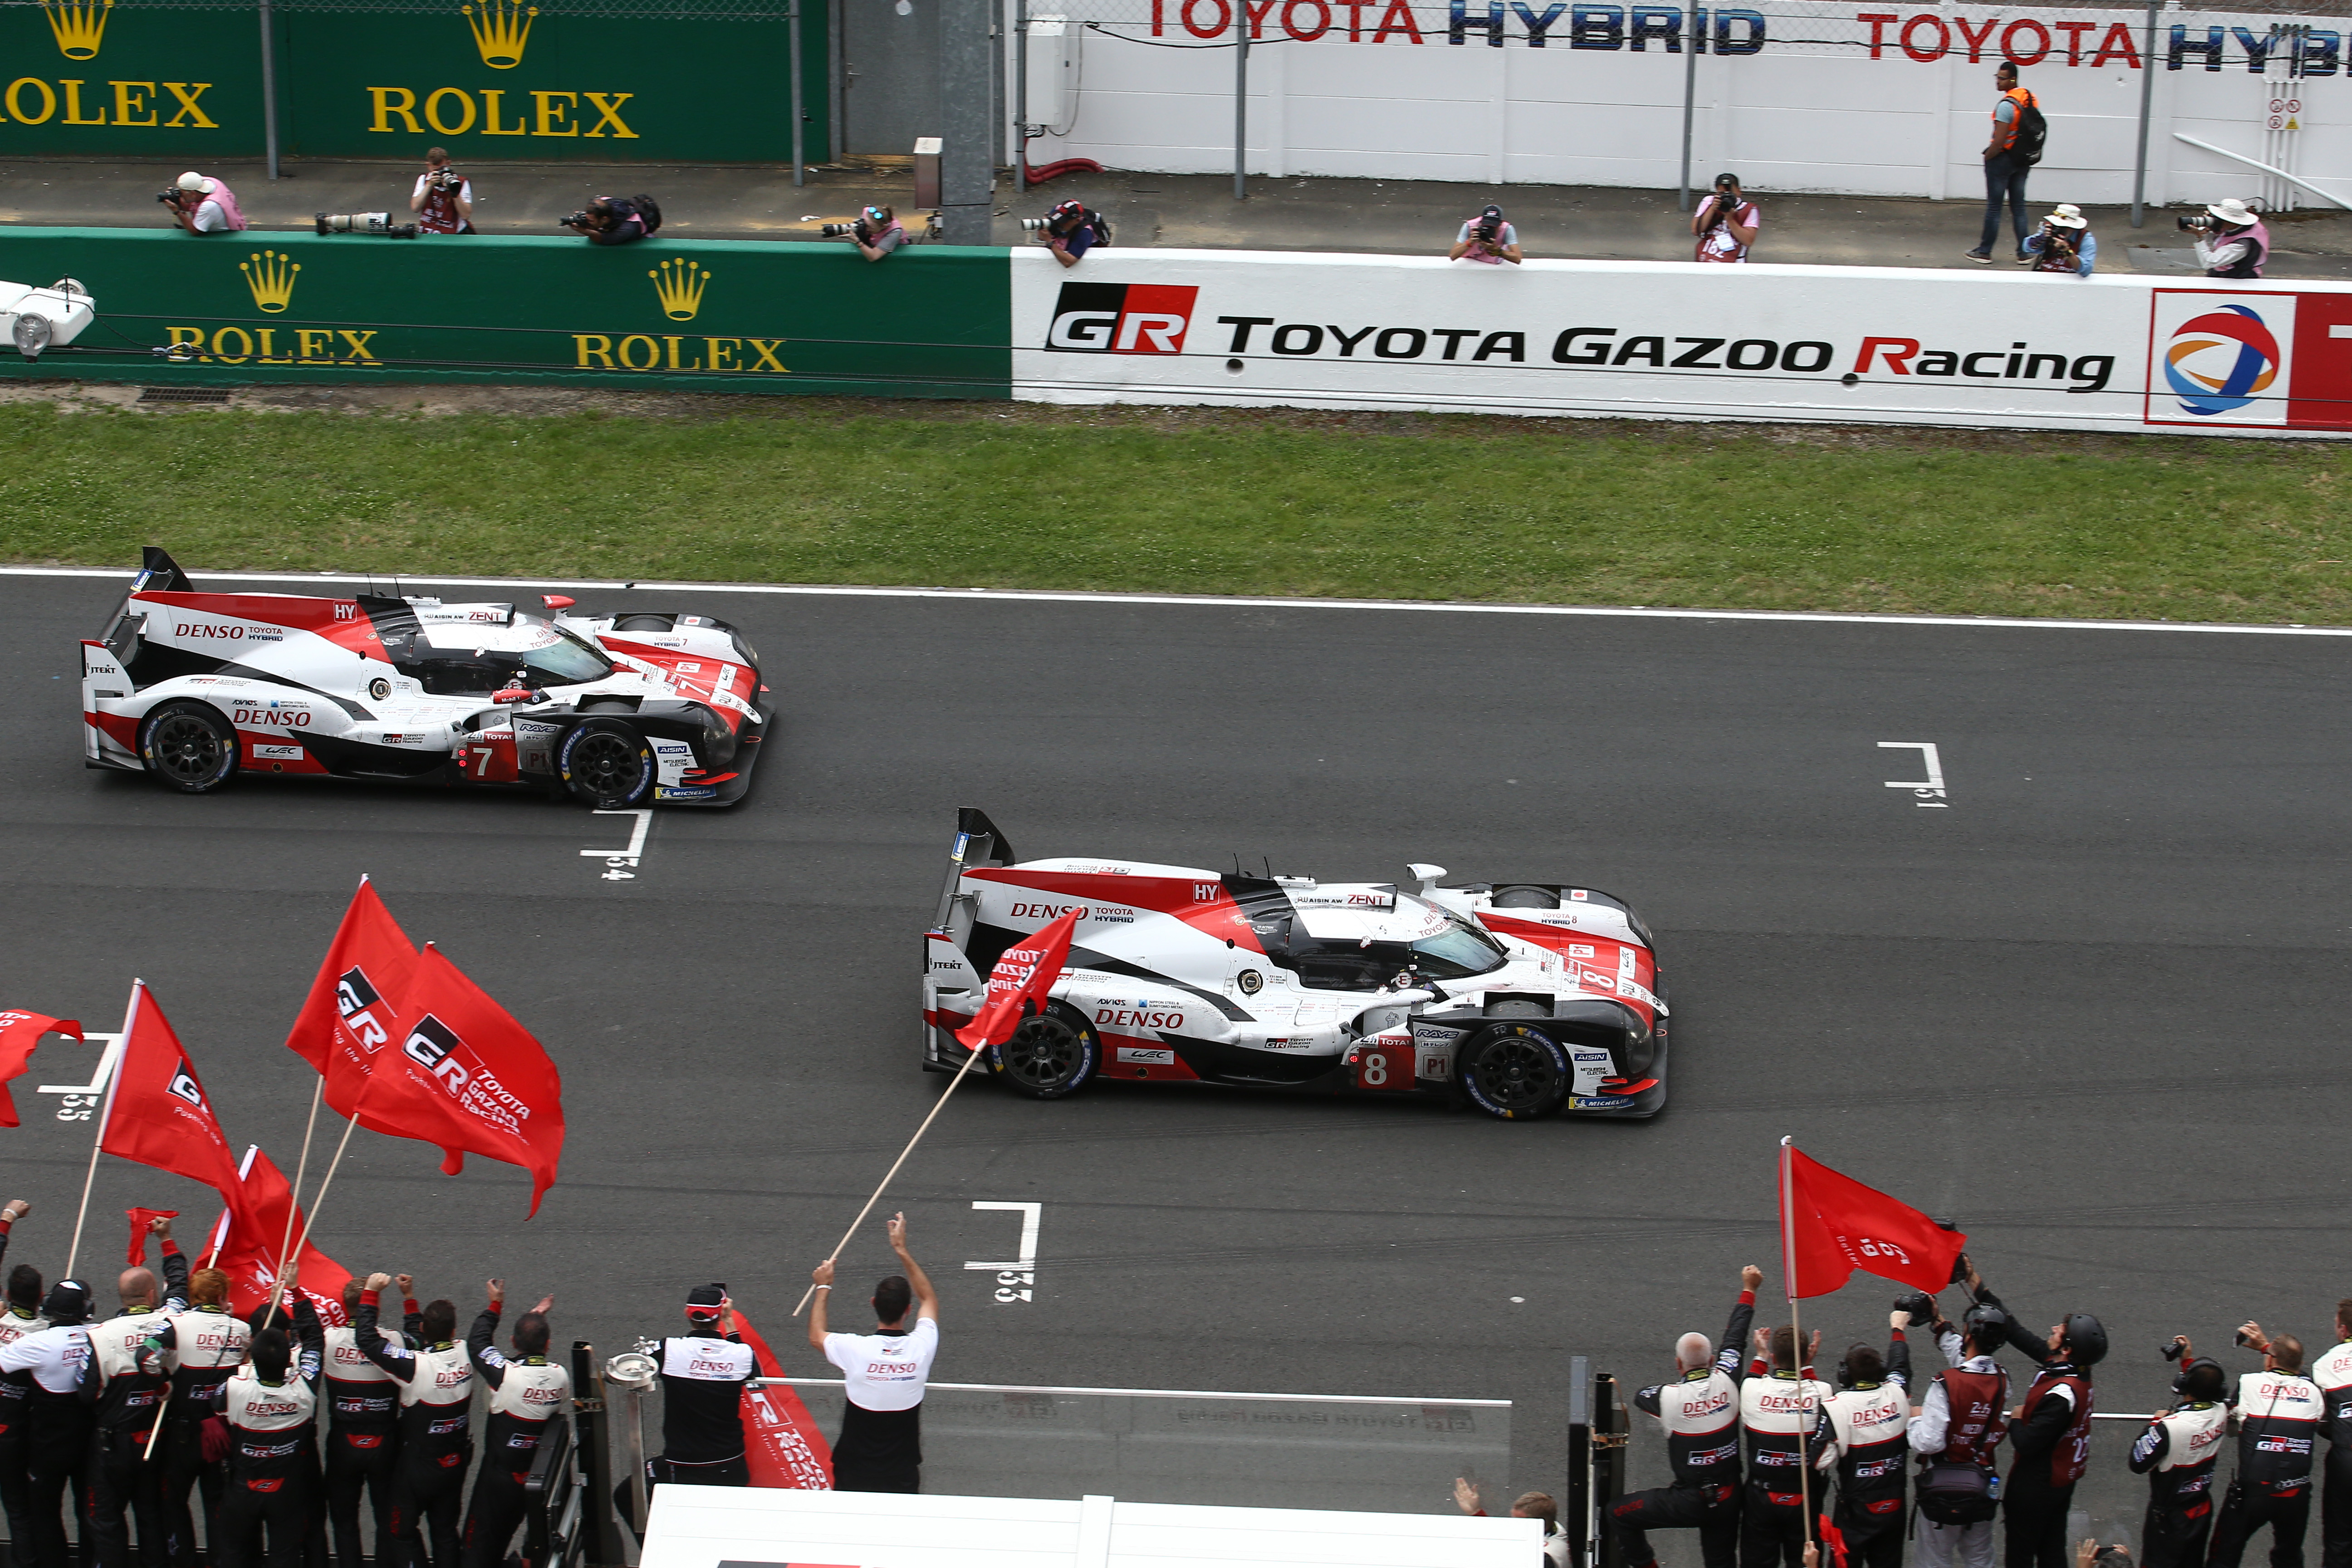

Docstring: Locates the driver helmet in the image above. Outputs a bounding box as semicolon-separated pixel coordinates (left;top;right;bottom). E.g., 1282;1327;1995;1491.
2062;1312;2108;1366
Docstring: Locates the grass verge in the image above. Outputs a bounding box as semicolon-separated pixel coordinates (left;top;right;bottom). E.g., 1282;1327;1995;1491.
5;392;2352;623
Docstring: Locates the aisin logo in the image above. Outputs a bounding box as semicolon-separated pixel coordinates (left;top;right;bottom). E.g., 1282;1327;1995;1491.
2164;304;2279;417
41;0;110;60
241;250;301;314
1046;282;1198;354
463;0;536;68
650;257;711;321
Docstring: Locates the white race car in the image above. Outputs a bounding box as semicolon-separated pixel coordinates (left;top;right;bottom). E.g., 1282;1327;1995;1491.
80;548;773;808
922;811;1668;1120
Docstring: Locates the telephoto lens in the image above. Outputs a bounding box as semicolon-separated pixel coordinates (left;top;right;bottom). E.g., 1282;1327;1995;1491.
2177;215;2210;233
1020;216;1050;232
819;221;856;238
315;212;419;238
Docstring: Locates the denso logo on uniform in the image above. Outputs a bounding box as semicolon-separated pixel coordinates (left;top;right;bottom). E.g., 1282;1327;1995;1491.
1047;282;1199;354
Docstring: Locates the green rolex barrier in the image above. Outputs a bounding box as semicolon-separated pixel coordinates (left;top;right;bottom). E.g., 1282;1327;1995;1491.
0;228;1012;398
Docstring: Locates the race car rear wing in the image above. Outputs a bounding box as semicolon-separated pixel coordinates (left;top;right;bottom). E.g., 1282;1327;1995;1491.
931;807;1018;938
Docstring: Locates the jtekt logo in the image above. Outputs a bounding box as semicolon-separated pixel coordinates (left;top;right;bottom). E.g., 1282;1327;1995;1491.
1047;282;1198;354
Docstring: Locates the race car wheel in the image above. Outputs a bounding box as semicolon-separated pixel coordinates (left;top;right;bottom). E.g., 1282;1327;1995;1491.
1490;885;1557;909
138;701;237;794
559;719;654;809
1457;1022;1573;1121
990;1002;1099;1100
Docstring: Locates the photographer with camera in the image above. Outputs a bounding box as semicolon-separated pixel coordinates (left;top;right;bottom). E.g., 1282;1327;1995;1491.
1032;200;1100;269
1960;1254;2106;1568
158;171;246;235
1449;204;1522;265
2209;1322;2324;1568
2132;1338;2229;1568
1910;1297;2010;1568
2185;199;2270;279
2022;205;2096;277
561;195;659;246
409;149;475;235
1691;174;1759;263
826;205;905;262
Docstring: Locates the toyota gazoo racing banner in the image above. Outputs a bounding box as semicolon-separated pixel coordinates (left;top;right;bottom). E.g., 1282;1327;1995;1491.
1009;249;2352;438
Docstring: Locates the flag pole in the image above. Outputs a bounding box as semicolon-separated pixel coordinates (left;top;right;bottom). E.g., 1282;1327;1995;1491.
791;1042;987;1318
1781;1136;1816;1563
65;981;142;1282
268;1075;324;1306
263;1080;371;1331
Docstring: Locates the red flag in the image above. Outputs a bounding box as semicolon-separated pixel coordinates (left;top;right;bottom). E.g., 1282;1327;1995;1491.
0;1011;81;1128
1779;1142;1965;1298
954;910;1081;1053
733;1309;834;1490
125;1209;179;1264
205;1147;351;1324
99;985;248;1223
1818;1514;1850;1568
285;879;420;1111
362;945;565;1216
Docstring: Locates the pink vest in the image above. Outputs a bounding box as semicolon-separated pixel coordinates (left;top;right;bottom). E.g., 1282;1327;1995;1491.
203;178;249;232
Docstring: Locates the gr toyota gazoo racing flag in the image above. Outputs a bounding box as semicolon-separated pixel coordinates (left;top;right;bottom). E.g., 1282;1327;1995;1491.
286;877;418;1079
0;1011;80;1127
1779;1141;1966;1298
205;1146;353;1323
380;945;565;1216
954;909;1081;1054
100;983;249;1225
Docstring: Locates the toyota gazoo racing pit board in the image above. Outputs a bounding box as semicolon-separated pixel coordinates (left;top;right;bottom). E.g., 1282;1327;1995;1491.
921;809;1668;1121
80;548;774;809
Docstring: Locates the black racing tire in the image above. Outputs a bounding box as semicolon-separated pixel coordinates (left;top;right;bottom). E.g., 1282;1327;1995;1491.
613;614;671;632
559;718;654;809
1457;1021;1574;1121
138;701;237;794
1490;885;1557;909
989;1001;1100;1100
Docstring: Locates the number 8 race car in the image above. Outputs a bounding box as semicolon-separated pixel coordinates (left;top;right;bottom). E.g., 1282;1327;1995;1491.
78;548;773;808
921;810;1669;1121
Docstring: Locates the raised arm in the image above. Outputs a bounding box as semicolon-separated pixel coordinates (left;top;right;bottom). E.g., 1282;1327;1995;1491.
807;1262;833;1351
354;1273;419;1382
1722;1266;1761;1380
0;1198;27;1271
888;1214;938;1324
470;1279;508;1387
153;1216;188;1310
292;1297;324;1387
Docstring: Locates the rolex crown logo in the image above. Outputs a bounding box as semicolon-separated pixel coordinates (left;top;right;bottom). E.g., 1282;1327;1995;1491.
649;257;712;321
240;251;301;315
462;0;537;69
41;0;112;61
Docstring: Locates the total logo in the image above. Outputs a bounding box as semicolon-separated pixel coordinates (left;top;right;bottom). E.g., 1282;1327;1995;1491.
2160;301;2283;419
2144;289;2352;430
1046;282;1200;354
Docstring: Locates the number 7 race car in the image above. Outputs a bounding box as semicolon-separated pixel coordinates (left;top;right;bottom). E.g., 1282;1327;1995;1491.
921;810;1669;1121
79;548;773;808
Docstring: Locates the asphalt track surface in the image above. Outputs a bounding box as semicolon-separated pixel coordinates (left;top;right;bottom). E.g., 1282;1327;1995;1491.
2;571;2347;1540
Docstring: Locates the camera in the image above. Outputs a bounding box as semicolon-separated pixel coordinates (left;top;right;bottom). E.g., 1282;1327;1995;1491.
2178;215;2215;233
560;210;595;230
1473;221;1499;245
819;220;863;239
155;189;186;206
428;168;464;192
315;212;419;239
2161;1336;2187;1361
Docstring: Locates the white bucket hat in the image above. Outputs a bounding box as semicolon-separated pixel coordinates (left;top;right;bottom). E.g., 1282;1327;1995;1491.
175;171;215;194
2046;203;2087;229
2206;198;2259;226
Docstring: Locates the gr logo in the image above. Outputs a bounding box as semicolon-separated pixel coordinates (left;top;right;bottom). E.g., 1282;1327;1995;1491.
1046;282;1198;354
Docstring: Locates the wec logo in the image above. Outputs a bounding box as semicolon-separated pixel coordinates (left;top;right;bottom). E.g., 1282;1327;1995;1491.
1046;282;1199;354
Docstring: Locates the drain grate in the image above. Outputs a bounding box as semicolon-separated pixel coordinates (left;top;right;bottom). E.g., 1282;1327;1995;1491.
139;387;232;403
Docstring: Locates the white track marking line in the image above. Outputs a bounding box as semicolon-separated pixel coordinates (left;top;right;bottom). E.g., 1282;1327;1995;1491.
966;1200;1043;1305
1879;741;1949;808
583;808;652;881
3;565;2345;638
37;1030;123;1121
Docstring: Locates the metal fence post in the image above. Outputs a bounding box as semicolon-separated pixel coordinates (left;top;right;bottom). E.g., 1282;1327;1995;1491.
258;0;281;179
789;0;805;184
2131;0;2157;225
1678;5;1697;210
1233;0;1248;199
1014;0;1030;196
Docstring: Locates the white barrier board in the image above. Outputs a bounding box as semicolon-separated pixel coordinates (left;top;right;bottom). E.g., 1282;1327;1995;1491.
640;1485;1544;1568
1010;246;2352;436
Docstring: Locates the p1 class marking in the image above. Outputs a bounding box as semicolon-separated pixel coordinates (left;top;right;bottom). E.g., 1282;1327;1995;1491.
1878;741;1948;808
37;1031;123;1121
965;1200;1042;1305
581;808;652;880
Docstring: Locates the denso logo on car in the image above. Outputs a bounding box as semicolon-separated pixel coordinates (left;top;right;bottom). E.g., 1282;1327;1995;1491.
1098;1008;1183;1030
234;708;312;728
175;622;244;639
1010;901;1087;920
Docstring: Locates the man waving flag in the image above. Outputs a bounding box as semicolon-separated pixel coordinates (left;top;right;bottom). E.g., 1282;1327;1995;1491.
954;909;1081;1055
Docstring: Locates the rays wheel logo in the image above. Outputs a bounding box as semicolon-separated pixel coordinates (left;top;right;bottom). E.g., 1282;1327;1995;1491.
41;0;110;60
463;0;537;68
650;257;711;321
241;251;301;314
2164;304;2280;417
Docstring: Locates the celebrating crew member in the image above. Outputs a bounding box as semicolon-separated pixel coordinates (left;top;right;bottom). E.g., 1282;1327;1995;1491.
0;1278;98;1568
85;1216;188;1568
1739;1323;1831;1568
2308;1303;2352;1568
409;149;475;235
0;1200;45;1568
460;1279;569;1568
2130;1340;2229;1568
206;1298;324;1568
2209;1323;2324;1568
1611;1265;1762;1568
1909;1301;2012;1568
1813;1310;1916;1568
808;1214;941;1494
162;1267;249;1568
1963;1257;2105;1568
357;1274;475;1568
323;1278;415;1568
649;1284;755;1489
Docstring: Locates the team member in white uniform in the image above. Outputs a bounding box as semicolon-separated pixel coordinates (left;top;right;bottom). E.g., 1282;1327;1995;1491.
162;1267;248;1568
2212;1325;2327;1568
1812;1311;1915;1568
0;1200;47;1568
1611;1265;1763;1568
323;1279;415;1568
808;1213;940;1494
1738;1325;1832;1568
0;1279;98;1568
2131;1347;2230;1568
85;1220;187;1568
461;1279;570;1568
356;1274;475;1568
650;1284;756;1490
207;1301;324;1568
2308;1304;2352;1568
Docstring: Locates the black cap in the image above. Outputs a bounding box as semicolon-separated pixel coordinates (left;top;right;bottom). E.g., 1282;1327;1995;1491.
1480;204;1504;220
1713;172;1740;187
686;1283;725;1318
43;1279;91;1325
